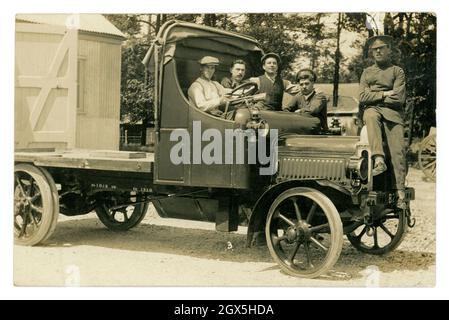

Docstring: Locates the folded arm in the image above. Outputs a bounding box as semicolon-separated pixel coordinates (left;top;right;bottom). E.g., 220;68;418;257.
359;70;384;105
384;68;406;107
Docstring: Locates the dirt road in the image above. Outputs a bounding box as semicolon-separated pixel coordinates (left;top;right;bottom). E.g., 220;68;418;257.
14;168;435;287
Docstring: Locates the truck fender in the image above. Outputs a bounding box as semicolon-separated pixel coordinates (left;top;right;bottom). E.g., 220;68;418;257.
247;180;319;247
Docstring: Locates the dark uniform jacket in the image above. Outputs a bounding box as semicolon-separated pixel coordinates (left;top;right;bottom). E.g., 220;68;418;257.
285;90;328;131
359;63;406;125
256;75;285;111
221;77;245;89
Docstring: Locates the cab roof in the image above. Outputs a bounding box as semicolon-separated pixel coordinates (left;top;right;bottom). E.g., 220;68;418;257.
142;20;263;68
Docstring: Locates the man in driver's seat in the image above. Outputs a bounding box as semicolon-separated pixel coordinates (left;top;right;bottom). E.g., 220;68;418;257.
188;56;230;117
221;59;247;89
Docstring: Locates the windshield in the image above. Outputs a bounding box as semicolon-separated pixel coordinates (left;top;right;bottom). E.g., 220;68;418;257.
326;95;359;113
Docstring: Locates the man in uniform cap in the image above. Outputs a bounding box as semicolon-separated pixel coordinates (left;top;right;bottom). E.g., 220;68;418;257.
188;56;230;116
249;52;299;111
359;35;407;209
284;68;328;132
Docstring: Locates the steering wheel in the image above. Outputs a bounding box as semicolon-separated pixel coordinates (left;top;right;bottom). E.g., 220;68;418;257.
229;82;259;99
221;82;260;119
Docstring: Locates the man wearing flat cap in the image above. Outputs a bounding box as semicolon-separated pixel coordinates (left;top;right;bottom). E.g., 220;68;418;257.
249;53;299;111
188;56;230;116
285;68;328;132
359;35;407;209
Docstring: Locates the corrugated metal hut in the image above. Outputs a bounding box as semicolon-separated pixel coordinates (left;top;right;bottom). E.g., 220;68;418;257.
15;14;126;150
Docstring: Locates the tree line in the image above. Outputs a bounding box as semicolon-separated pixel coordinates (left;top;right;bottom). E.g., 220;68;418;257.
105;13;436;144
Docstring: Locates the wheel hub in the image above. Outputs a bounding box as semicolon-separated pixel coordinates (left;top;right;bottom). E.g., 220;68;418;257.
286;227;298;242
286;221;312;243
297;220;312;240
15;197;29;211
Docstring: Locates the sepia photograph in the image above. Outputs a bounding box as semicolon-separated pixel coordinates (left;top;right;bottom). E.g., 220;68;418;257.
11;10;437;288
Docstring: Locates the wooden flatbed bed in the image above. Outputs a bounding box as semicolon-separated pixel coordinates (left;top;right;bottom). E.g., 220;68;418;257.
15;149;154;173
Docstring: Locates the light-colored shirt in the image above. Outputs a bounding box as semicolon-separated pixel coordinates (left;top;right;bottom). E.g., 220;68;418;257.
188;77;226;112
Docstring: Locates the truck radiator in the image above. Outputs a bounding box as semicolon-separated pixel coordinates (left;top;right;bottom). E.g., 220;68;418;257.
278;157;348;182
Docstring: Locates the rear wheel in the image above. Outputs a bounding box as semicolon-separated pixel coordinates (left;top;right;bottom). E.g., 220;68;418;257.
265;187;343;278
14;164;59;246
95;194;149;231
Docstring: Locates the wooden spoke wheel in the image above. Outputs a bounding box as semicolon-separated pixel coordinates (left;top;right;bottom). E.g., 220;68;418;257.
95;196;149;231
265;187;343;278
347;209;408;255
14;164;59;246
418;133;436;181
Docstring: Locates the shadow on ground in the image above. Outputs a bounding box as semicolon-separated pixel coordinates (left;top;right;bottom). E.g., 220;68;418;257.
43;217;435;281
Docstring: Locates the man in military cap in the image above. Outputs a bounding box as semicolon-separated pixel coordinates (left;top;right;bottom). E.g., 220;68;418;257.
285;68;328;132
359;35;407;209
188;56;230;116
249;53;299;111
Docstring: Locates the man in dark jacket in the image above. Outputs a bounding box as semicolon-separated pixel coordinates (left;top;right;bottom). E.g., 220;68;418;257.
249;53;299;111
221;59;247;89
285;68;328;132
359;35;407;209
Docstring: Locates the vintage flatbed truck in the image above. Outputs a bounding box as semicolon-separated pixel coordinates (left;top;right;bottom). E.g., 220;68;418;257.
14;20;415;278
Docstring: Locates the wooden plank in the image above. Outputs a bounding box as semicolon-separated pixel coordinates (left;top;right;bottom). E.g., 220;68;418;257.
15;152;64;161
89;151;147;159
17;76;70;89
15;147;56;153
34;157;153;173
16;23;66;35
15;150;154;173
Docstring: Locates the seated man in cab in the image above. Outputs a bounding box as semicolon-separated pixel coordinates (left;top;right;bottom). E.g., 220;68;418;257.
248;53;300;111
221;59;247;89
188;56;230;117
284;68;328;132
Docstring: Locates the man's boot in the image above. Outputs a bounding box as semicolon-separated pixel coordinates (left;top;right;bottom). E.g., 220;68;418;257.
396;189;407;210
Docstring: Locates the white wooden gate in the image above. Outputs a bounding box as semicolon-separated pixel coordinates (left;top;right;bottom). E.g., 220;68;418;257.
15;23;78;149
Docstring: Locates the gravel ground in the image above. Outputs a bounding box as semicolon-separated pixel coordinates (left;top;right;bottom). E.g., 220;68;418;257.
14;168;435;287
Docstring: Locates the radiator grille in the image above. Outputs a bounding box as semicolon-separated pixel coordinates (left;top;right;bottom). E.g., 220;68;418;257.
278;157;347;181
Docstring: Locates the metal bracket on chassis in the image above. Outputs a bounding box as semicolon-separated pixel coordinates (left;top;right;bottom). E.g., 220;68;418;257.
359;187;416;231
405;208;416;228
365;188;415;207
103;189;211;211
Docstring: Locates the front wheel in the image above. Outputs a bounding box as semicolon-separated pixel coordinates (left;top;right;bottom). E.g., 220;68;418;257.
265;187;343;278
